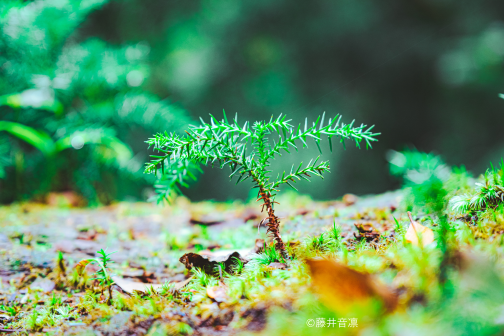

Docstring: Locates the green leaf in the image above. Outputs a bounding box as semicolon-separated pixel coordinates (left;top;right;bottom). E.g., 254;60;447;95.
56;130;133;167
0;121;55;155
0;91;64;116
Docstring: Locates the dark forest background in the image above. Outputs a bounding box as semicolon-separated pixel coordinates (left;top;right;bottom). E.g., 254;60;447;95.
1;0;504;203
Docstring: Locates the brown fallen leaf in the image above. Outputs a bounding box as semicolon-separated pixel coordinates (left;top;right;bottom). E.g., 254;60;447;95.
189;211;226;225
207;283;229;302
179;250;249;275
111;276;163;293
343;193;358;206
76;229;98;241
121;269;158;284
74;259;92;275
111;276;192;294
242;209;259;222
253;239;265;253
405;212;435;247
306;258;397;313
354;222;381;242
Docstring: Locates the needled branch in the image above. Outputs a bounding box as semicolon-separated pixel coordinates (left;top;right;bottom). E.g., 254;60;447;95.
146;112;379;259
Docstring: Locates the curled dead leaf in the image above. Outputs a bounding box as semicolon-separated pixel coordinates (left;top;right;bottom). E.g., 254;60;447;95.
306;258;397;313
405;212;435;247
74;259;92;276
179;251;249;275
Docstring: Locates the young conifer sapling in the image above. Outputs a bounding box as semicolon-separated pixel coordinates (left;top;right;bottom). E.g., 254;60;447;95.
145;112;379;259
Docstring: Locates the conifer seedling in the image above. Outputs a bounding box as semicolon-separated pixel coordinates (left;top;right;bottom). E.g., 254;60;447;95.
145;112;379;259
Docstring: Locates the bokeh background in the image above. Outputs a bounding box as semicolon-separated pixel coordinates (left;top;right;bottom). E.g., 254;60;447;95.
1;0;503;204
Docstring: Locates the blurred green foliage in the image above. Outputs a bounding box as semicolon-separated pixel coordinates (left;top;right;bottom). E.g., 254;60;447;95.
387;149;472;215
1;0;504;203
79;0;504;200
0;0;190;204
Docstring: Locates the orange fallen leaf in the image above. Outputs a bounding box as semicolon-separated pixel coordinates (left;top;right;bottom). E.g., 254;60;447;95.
306;258;397;313
74;259;92;275
405;212;435;247
206;283;229;302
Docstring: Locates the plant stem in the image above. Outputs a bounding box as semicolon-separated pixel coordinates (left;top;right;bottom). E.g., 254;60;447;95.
262;190;289;260
107;285;113;305
251;172;289;260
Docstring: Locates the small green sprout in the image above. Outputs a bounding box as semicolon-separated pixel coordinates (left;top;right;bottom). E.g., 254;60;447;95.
145;112;379;258
254;243;286;266
450;160;504;215
307;232;329;252
231;257;245;274
393;216;406;241
89;249;115;287
75;248;115;304
190;267;217;289
158;282;176;297
330;220;344;249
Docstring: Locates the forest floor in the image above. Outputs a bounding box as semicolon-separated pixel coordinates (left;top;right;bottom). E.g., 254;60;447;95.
1;190;504;335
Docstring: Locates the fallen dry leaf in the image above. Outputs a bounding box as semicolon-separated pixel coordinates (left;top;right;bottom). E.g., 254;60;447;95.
111;276;192;294
207;283;229;302
306;258;397;313
179;250;249;275
112;276;163;293
74;259;92;275
354;222;381;242
343;193;358;206
405;212;435;247
253;239;265;253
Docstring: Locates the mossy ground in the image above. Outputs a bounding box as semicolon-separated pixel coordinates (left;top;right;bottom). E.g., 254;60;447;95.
1;190;504;335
